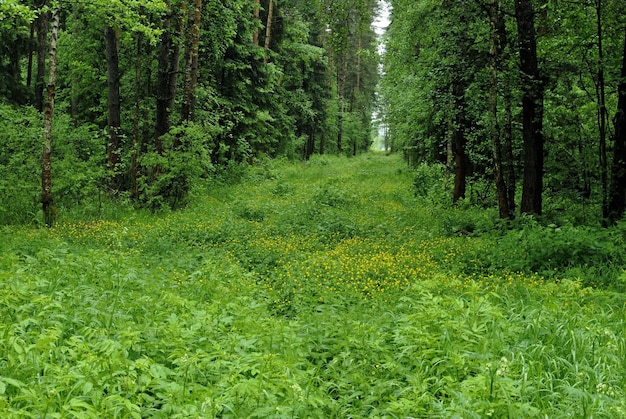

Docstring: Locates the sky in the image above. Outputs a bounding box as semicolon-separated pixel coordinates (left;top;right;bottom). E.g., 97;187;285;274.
373;1;391;36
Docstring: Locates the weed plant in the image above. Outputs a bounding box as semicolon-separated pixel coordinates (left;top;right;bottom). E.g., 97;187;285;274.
1;153;625;417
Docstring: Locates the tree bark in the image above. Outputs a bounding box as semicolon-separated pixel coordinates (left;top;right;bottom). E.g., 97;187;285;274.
155;4;185;152
500;16;516;215
353;36;362;157
253;0;261;46
337;56;348;154
263;0;274;63
452;79;467;202
451;2;470;203
105;25;123;192
42;8;59;227
607;29;626;223
489;0;510;219
27;23;35;88
596;0;609;219
132;33;144;200
515;0;544;215
35;4;48;112
181;0;202;123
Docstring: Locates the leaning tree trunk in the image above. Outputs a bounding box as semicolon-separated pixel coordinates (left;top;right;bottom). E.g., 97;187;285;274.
105;25;123;193
42;8;59;227
515;0;544;215
607;28;626;223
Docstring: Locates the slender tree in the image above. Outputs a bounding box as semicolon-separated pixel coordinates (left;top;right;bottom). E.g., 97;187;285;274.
607;28;626;223
155;1;185;151
181;0;202;122
515;0;544;215
596;0;609;219
42;6;60;227
35;1;48;112
104;25;123;192
263;0;274;63
488;0;511;218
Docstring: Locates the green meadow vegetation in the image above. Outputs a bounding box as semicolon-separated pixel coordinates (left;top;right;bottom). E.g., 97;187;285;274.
1;153;626;417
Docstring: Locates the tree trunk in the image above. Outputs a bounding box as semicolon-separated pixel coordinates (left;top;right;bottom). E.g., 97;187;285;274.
132;33;144;200
252;0;261;46
354;36;362;157
607;29;626;223
499;12;516;215
263;0;274;63
27;23;34;88
42;8;59;227
489;0;510;219
181;0;202;123
155;5;185;152
596;0;609;219
452;79;467;203
515;0;544;215
337;56;348;154
105;25;123;193
503;85;516;214
35;4;48;112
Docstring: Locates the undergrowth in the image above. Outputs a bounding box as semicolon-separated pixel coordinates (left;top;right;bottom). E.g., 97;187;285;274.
1;153;625;417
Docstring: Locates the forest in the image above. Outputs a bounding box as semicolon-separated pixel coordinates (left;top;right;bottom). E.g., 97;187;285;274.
1;0;626;417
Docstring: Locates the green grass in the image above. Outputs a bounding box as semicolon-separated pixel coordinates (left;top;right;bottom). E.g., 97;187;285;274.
1;153;625;417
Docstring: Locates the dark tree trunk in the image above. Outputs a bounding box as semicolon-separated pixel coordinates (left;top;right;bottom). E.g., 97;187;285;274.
35;5;48;112
515;0;544;215
132;33;145;200
181;0;202;123
489;0;510;219
42;8;59;227
452;79;467;202
27;23;34;88
337;56;347;154
305;128;315;160
105;25;123;192
503;86;516;214
155;6;185;152
596;0;609;219
607;29;626;223
496;6;516;214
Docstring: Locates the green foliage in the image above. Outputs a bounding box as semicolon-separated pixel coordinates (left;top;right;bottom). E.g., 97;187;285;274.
477;218;626;288
138;123;214;210
412;162;449;205
0;104;103;225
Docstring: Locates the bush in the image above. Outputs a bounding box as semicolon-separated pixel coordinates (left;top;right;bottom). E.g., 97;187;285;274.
412;163;450;205
469;218;626;288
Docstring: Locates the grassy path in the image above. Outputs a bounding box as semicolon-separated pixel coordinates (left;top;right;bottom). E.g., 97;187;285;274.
1;153;625;417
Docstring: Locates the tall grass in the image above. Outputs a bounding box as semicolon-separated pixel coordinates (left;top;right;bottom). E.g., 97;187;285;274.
0;153;625;417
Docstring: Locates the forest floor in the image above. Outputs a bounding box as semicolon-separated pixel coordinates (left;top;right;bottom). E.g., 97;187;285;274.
1;153;625;417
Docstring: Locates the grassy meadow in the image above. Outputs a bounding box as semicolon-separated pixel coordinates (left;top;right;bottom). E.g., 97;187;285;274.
1;153;625;417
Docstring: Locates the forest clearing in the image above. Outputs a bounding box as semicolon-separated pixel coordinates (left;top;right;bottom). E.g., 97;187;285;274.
1;153;625;418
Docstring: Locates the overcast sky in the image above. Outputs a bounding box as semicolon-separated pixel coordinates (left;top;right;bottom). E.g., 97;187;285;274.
373;1;391;36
